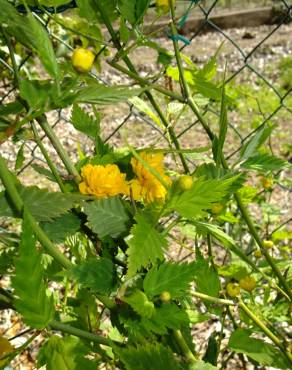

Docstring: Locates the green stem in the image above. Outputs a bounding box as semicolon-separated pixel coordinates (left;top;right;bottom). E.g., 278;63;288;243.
234;193;292;301
49;320;115;346
192;289;292;363
96;1;189;173
2;29;21;88
37;115;81;182
173;330;196;362
31;121;67;192
239;300;292;363
0;155;73;269
170;26;290;299
192;291;235;306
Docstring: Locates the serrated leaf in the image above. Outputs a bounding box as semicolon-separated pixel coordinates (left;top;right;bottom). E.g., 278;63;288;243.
118;0;150;25
240;124;274;160
31;164;56;182
126;214;167;277
165;176;238;219
84;197;129;239
71;258;115;295
76;83;143;105
228;329;290;369
141;304;189;335
37;335;96;370
71;104;100;140
0;0;59;79
122;290;155;318
143;261;196;298
193;221;236;249
42;212;81;243
12;211;55;329
117;343;181;370
241;153;290;172
0;186;84;222
193;251;220;298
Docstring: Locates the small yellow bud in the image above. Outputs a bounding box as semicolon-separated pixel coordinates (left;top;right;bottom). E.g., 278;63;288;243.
160;291;171;302
72;48;95;73
254;249;262;258
177;175;194;191
239;276;256;292
263;240;274;249
211;203;224;215
156;0;175;13
227;283;240;298
260;176;273;190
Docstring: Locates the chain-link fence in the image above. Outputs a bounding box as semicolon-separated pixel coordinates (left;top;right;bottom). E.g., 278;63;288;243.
0;2;291;368
0;0;291;182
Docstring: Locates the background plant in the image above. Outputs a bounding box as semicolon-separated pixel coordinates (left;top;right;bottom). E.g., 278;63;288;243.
0;0;291;369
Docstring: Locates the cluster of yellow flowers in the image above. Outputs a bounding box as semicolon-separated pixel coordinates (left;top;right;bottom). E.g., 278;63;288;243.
79;152;171;204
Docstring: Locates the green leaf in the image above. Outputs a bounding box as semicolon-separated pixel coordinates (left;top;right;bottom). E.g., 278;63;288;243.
0;186;84;222
42;212;81;243
0;0;59;79
240;124;274;160
76;83;143;105
143;261;196;298
0;101;24;116
192;221;236;249
71;104;100;140
202;333;218;366
165;176;238;219
12;211;55;329
214;78;227;165
39;0;71;6
129;97;162;128
126;214;167;277
241;153;290;172
31;164;57;183
189;361;217;370
71;257;115;295
84;197;129;239
118;0;150;25
228;329;290;369
193;251;220;298
122;290;155;318
141;304;189;335
117;343;181;370
20;80;52;110
37;335;96;370
15;144;25;171
192;76;222;101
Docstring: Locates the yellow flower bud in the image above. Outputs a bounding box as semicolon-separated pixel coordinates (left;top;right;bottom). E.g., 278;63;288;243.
72;48;95;73
227;283;240;298
239;276;256;292
177;175;194;191
263;240;274;249
156;0;175;13
260;176;273;190
160;291;171;302
211;203;224;215
254;249;262;258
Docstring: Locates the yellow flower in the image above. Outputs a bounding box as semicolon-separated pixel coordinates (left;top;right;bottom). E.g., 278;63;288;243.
79;164;128;198
129;152;171;203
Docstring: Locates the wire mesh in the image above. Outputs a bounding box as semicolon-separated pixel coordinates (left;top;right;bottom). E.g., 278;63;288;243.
0;0;291;178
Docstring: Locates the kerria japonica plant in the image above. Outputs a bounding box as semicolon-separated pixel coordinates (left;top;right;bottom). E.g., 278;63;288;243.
0;0;291;369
